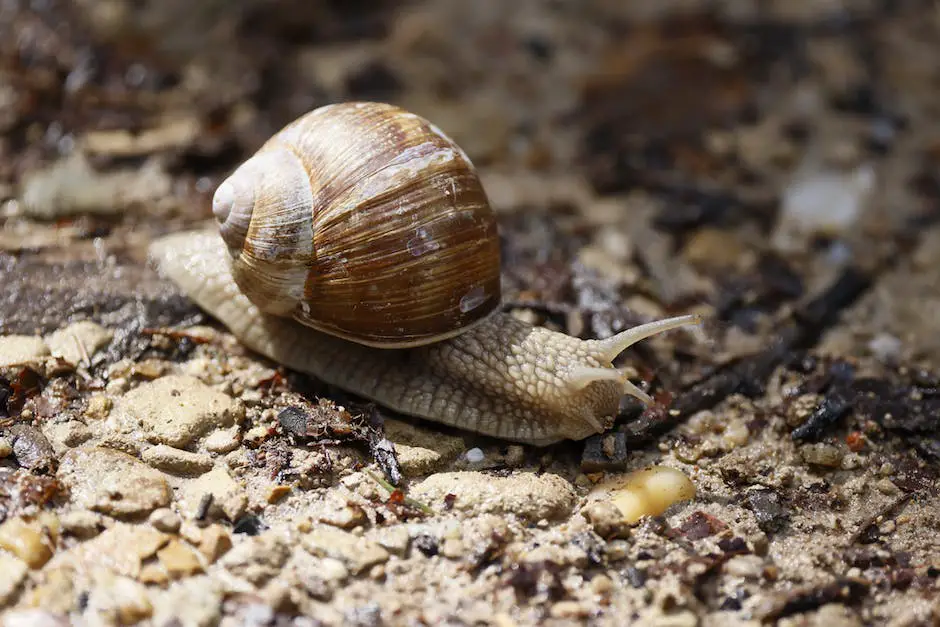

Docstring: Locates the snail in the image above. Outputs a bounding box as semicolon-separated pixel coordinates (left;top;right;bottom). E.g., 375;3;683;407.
149;101;702;445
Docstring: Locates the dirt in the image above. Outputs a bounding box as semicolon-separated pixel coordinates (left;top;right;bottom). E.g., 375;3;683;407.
1;1;939;626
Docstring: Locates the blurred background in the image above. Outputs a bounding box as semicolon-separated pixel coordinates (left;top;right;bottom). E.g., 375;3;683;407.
3;0;940;362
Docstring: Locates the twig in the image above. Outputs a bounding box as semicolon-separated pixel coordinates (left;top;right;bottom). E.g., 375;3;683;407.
364;470;433;515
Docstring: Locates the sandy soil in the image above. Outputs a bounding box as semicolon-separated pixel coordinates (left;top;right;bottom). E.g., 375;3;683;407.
0;1;938;626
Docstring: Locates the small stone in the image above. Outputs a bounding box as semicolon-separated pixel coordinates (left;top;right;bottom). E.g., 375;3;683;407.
440;537;465;559
51;523;168;579
302;524;390;574
204;426;241;453
0;552;28;604
0;437;13;458
724;554;765;579
149;508;181;533
157;540;204;578
800;443;845;467
0;335;49;367
111;375;243;448
59;510;106;539
868;333;902;363
179;521;203;545
178;466;247;522
410;471;576;521
96;434;140;456
198;525;233;563
581;500;631;539
138;563;169;586
382;418;465;476
242;425;269;447
141;444;214;475
504;445;526;467
876;478;900;495
8;424;56;472
42;420;93;454
318;500;367;530
58;447;171;517
550;601;587;619
0;515;57;568
84;394;112;420
151;576;223;627
683;228;748;272
267;485;291;504
45;321;112;366
722;419;750;449
375;526;410;556
590;574;613;595
84;571;152;625
1;610;70;627
220;533;290;585
465;448;485;463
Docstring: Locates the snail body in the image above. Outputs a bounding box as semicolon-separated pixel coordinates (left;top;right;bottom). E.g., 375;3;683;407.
151;102;701;445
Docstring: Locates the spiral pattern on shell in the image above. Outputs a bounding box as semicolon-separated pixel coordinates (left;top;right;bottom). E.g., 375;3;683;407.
211;101;502;348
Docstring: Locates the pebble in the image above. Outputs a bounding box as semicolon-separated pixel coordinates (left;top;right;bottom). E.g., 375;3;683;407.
220;533;290;586
724;554;766;579
382;418;465;476
773;164;874;251
0;610;70;627
84;394;112;420
8;424;56;472
590;574;613;595
683;228;749;272
142;444;214;475
440;537;465;559
722;418;750;449
0;334;49;367
410;471;577;521
318;499;367;530
178;466;248;522
0;514;58;568
0;437;12;458
19;151;172;219
204;426;241;453
51;523;168;579
84;571;153;625
58;447;171;517
465;448;485;463
876;478;900;495
42;420;93;453
267;485;291;504
800;443;845;467
375;526;411;556
580;500;632;539
149;508;182;533
157;540;205;578
0;551;28;604
111;374;243;449
868;333;902;363
550;601;588;619
150;576;223;627
59;510;107;539
44;321;112;366
302;524;390;574
197;525;233;563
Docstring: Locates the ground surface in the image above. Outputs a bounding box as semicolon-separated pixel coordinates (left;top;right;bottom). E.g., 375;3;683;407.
0;1;938;626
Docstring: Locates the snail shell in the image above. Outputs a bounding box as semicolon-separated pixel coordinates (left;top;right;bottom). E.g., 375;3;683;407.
212;101;501;348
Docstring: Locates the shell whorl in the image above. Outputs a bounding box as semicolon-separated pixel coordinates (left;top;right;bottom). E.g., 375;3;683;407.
212;101;502;348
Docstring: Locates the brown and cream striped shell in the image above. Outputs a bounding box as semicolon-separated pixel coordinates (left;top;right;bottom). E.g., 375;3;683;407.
210;101;502;348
